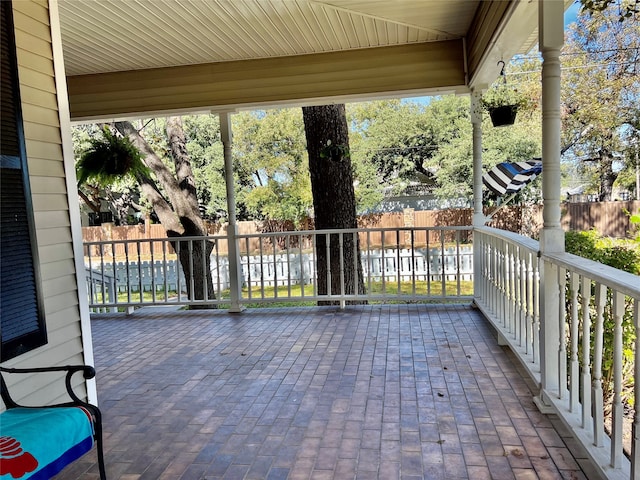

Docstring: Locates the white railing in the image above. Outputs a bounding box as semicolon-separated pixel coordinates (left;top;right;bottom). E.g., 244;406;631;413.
83;226;474;310
475;226;640;480
474;227;541;379
237;227;473;304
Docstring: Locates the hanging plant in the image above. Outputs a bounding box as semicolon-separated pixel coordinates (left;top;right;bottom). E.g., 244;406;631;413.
481;61;527;127
77;127;148;186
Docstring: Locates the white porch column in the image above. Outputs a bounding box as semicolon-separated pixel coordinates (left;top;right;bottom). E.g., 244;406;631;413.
219;112;244;313
471;89;486;303
471;89;486;228
537;0;565;408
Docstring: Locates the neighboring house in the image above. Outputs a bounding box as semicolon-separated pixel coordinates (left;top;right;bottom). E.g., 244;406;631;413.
1;0;567;409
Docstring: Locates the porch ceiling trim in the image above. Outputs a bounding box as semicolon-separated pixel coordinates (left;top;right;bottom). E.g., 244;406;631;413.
67;40;465;121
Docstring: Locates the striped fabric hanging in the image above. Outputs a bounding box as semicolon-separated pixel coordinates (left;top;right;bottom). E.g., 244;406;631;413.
483;160;542;196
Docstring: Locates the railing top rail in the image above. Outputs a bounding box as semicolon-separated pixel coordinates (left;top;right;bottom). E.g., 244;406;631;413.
83;226;473;246
236;225;473;239
475;226;540;252
83;235;223;246
544;251;640;298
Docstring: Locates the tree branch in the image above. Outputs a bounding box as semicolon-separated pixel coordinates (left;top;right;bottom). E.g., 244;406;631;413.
78;189;101;213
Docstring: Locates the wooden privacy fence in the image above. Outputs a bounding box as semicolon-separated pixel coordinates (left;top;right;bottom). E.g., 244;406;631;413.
82;201;640;256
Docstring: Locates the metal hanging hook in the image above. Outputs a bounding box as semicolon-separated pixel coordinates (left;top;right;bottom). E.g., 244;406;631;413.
497;60;507;84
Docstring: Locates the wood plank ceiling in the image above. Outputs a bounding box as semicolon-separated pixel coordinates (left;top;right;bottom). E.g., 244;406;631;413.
58;0;479;76
55;0;544;120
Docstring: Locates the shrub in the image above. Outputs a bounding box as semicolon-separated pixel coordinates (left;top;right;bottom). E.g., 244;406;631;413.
565;229;640;274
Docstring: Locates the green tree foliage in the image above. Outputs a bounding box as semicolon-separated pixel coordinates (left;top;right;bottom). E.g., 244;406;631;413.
348;88;542;207
349;100;438;195
182;116;228;221
232;109;312;227
561;6;640;200
580;0;639;21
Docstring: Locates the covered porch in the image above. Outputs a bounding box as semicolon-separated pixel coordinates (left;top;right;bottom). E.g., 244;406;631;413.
3;0;639;479
55;305;598;480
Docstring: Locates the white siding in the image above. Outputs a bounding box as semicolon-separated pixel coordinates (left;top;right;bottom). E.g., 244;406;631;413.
1;0;87;407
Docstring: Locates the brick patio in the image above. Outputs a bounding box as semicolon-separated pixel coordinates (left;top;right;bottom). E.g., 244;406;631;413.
55;304;601;479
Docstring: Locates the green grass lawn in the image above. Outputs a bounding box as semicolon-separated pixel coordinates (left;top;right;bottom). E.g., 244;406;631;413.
89;279;473;311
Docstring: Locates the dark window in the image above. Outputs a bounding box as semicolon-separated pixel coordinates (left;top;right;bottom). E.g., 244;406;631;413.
1;0;47;361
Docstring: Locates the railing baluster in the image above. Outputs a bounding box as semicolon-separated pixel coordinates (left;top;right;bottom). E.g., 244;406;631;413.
366;231;372;295
395;230;401;295
440;229;446;297
508;243;515;336
214;239;221;300
519;251;526;350
188;240;195;301
325;233;331;298
455;230;461;296
150;240;157;303
125;242;131;304
581;275;593;431
495;240;500;316
557;266;567;400
498;240;504;325
411;229;416;297
202;238;208;302
611;290;625;468
299;234;305;298
426;230;431;296
592;283;606;446
162;240;168;301
339;232;345;303
259;236;265;299
137;240;143;303
353;232;359;299
569;272;580;413
286;234;292;299
273;238;278;299
531;254;539;367
381;231;386;296
312;233;317;298
632;299;640;479
245;237;251;300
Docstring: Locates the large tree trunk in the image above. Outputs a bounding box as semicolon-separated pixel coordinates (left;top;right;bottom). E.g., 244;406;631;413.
165;117;215;306
113;120;216;307
302;105;366;305
598;151;617;202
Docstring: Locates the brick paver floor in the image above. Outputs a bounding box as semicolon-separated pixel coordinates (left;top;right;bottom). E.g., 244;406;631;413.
55;304;601;479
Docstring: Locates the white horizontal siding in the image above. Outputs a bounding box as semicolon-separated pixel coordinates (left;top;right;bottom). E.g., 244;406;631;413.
2;0;86;408
35;226;73;247
25;141;64;162
35;210;71;229
42;273;80;298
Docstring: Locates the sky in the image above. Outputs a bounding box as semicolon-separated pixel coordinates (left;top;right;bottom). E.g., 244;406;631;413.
564;2;581;27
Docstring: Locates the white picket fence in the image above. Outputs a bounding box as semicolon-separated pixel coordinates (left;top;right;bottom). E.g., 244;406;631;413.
86;246;474;295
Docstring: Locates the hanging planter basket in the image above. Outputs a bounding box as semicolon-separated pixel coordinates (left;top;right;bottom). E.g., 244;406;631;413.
77;127;148;187
487;105;518;127
482;60;526;128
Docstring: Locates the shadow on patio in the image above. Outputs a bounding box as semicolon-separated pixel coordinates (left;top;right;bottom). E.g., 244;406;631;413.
55;305;600;480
